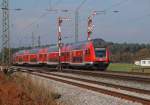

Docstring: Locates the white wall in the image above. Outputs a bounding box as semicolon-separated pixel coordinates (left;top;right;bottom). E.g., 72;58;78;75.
140;60;150;66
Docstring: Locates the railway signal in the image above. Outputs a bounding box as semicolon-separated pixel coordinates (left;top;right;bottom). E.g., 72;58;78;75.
87;11;107;41
57;16;71;71
87;11;98;41
87;10;119;41
87;16;94;41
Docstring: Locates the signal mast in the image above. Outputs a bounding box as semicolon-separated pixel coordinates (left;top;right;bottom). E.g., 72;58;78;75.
87;12;97;41
57;16;71;71
87;10;119;41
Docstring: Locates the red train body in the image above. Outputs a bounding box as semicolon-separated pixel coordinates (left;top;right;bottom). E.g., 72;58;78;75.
13;39;110;70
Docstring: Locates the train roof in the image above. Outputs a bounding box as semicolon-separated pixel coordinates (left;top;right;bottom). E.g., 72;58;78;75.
16;50;27;55
14;38;107;55
29;48;39;54
92;38;107;48
66;38;107;50
48;46;58;52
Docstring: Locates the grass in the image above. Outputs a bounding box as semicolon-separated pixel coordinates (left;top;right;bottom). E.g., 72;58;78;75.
108;63;150;73
108;63;140;72
15;73;62;105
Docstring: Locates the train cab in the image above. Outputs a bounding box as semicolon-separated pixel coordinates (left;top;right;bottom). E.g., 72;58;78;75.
92;39;110;69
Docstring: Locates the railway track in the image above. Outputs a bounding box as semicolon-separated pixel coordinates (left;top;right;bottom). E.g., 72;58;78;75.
11;66;150;105
106;70;150;76
60;69;150;83
11;66;150;83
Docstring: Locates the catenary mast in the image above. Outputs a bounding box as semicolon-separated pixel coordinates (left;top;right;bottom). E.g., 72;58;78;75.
1;0;10;66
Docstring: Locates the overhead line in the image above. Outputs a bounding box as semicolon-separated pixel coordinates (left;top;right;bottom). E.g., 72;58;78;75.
18;0;62;34
127;13;150;24
54;0;62;6
19;12;49;32
104;0;129;11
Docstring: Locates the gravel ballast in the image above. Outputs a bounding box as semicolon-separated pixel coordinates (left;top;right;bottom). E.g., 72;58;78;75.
50;72;150;91
22;73;142;105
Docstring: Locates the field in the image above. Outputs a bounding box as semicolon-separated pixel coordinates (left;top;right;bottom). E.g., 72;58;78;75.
108;63;150;73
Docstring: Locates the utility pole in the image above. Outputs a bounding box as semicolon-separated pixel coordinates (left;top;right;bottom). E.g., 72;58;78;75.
57;17;62;71
1;0;10;67
38;36;41;47
32;32;35;48
75;0;87;42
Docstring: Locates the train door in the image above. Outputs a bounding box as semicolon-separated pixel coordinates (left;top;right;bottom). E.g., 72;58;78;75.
23;55;29;64
72;50;84;63
29;54;37;64
84;48;91;62
38;53;47;64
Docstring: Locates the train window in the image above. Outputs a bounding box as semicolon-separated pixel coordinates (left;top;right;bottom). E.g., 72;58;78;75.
85;49;90;55
39;54;47;59
48;58;58;62
142;61;146;64
39;54;43;58
19;58;22;62
66;52;70;57
61;53;65;56
95;48;106;58
30;58;37;62
73;57;82;62
24;55;28;60
44;54;47;58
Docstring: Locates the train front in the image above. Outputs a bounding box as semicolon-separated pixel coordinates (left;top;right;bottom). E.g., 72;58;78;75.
92;39;110;70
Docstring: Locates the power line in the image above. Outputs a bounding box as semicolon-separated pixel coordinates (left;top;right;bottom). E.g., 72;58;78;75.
18;0;62;36
75;0;87;42
19;12;49;33
127;13;150;24
54;0;62;7
104;0;129;11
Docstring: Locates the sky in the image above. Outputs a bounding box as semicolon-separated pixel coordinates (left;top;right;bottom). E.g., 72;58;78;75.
0;0;150;48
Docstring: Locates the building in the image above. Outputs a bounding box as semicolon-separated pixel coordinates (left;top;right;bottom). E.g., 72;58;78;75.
135;58;150;67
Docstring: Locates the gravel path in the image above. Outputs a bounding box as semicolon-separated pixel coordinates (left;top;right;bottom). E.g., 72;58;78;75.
22;73;142;105
50;72;150;91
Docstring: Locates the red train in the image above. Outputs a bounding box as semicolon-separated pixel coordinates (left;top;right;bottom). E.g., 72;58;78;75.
13;39;110;70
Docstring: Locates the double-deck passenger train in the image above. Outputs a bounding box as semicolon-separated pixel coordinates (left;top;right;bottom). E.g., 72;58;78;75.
13;39;110;70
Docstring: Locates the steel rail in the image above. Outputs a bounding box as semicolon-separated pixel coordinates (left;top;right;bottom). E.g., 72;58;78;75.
106;70;150;76
60;69;150;83
11;66;150;83
10;67;150;105
22;70;150;105
39;71;150;95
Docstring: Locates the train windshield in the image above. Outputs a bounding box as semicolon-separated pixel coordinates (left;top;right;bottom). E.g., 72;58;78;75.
95;48;106;58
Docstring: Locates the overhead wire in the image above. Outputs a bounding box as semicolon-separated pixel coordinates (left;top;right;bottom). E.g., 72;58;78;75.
1;0;135;35
18;0;62;34
19;12;49;32
16;0;63;47
79;0;129;22
103;0;129;11
126;13;150;25
106;0;150;24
